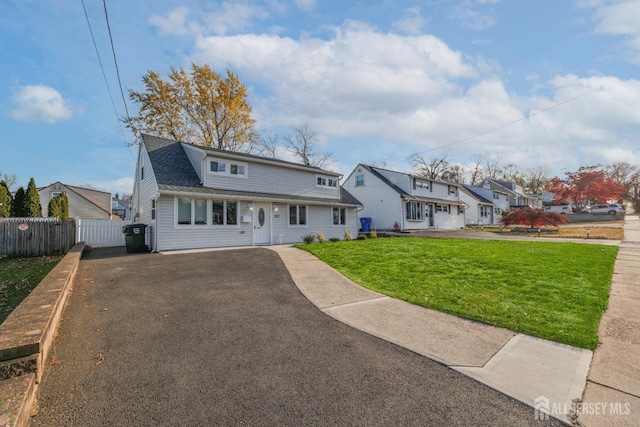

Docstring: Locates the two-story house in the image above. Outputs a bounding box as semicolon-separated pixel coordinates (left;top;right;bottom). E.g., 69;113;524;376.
485;180;541;209
460;184;510;225
344;164;465;231
131;134;361;251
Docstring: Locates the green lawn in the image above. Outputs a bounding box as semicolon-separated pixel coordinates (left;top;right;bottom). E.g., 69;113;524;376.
298;238;618;349
0;256;62;325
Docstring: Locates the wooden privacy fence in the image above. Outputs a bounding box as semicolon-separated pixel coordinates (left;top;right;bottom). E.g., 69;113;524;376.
76;218;131;247
0;217;76;258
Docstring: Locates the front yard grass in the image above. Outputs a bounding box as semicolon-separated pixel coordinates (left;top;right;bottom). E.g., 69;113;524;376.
0;256;62;325
298;238;618;350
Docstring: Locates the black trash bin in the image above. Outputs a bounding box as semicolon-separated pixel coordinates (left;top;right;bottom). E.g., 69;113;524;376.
360;217;372;232
123;223;148;253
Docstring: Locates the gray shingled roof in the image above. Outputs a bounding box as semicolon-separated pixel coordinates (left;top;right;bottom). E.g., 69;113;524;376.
142;134;361;206
462;184;494;205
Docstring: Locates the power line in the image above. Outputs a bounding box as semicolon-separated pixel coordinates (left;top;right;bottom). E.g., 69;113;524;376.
102;0;131;122
81;0;125;138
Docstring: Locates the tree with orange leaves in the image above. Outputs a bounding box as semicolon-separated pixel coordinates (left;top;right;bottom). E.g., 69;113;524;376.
545;165;627;211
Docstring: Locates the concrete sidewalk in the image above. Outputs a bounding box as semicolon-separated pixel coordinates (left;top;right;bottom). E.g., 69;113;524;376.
270;246;593;425
579;213;640;427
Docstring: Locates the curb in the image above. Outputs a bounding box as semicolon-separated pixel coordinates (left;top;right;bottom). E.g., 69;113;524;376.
0;243;84;427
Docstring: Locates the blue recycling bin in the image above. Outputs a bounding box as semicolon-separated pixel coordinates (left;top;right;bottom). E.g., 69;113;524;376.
360;217;372;232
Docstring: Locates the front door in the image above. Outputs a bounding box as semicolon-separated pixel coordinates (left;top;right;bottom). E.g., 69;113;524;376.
253;203;271;245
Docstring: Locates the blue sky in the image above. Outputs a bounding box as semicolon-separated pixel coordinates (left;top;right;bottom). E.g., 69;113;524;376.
1;0;639;195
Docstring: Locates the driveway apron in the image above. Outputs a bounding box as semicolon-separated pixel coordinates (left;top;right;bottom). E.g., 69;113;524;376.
31;247;562;426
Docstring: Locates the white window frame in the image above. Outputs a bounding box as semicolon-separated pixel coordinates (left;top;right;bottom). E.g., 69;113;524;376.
208;159;247;178
175;197;208;226
211;200;239;226
448;185;457;195
355;175;365;187
151;199;156;220
332;206;347;226
416;180;429;190
316;175;338;188
288;204;308;227
405;201;424;221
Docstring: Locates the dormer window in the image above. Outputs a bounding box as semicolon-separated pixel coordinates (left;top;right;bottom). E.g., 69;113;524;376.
316;175;338;188
209;159;246;178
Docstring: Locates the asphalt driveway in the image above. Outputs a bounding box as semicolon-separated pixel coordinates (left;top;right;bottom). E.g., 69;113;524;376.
32;247;562;426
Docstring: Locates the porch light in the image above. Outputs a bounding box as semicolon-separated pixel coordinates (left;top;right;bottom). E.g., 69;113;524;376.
273;205;279;212
248;204;253;211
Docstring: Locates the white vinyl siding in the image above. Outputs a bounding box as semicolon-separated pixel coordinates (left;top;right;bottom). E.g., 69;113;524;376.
132;144;159;224
203;158;339;199
271;205;358;244
156;197;253;251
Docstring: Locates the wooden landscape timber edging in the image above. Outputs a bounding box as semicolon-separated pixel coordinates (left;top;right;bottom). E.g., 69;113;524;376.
0;242;84;427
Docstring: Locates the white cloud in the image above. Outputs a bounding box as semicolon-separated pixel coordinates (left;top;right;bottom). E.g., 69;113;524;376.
196;21;477;120
294;0;316;12
392;7;427;35
86;177;134;196
590;0;640;62
449;4;496;30
186;18;640;175
203;2;268;36
150;3;268;37
149;6;191;36
9;85;75;124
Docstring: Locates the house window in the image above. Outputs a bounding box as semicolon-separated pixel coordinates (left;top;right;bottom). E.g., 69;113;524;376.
230;163;245;175
316;175;338;188
210;161;226;173
177;197;192;224
443;205;449;213
177;197;207;225
51;191;64;199
435;204;442;213
405;201;424;221
493;193;500;200
448;185;456;195
141;167;144;181
458;206;464;215
212;200;238;225
416;180;429;190
355;175;364;187
194;199;207;225
289;205;307;226
332;207;346;225
151;199;156;220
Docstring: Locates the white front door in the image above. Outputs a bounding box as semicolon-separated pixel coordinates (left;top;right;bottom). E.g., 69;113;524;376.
253;203;271;245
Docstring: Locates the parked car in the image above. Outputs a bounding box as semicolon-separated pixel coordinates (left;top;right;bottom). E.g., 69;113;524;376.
582;204;623;215
545;205;574;215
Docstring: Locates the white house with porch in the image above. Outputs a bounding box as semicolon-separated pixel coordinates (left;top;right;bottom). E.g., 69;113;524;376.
343;164;465;231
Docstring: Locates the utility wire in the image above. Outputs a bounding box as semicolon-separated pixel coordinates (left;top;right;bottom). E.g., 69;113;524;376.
102;0;131;122
81;0;125;138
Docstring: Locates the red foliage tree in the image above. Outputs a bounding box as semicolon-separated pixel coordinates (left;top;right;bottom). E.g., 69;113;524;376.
500;208;567;229
545;165;627;210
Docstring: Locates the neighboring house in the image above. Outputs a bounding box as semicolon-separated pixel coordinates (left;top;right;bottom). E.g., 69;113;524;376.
132;134;361;251
112;196;131;220
484;179;541;208
344;164;465;231
38;182;112;219
460;185;510;225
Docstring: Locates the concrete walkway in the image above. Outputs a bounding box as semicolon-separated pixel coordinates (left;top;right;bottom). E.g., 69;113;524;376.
271;216;640;426
579;213;640;426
